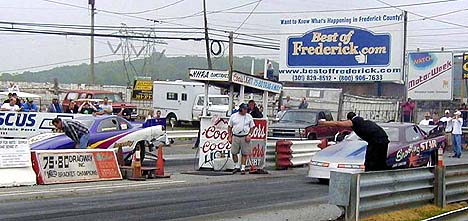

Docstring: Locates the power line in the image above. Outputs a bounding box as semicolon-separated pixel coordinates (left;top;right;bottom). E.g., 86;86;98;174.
109;0;186;15
213;0;464;14
233;0;262;34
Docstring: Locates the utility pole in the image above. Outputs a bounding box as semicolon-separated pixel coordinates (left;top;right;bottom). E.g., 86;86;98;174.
203;0;212;69
228;32;234;115
89;0;96;85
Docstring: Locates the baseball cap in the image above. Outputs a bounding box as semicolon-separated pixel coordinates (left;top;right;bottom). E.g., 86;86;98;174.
445;110;450;114
239;103;248;110
454;111;462;115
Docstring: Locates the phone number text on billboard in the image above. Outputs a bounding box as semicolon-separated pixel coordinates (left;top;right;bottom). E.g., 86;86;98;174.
279;67;402;82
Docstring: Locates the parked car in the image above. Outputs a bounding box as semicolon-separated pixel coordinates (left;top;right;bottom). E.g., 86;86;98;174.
307;123;446;182
268;109;351;140
62;90;138;119
28;115;166;164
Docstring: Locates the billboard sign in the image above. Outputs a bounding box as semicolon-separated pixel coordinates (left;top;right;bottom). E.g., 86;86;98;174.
279;9;404;82
132;79;153;100
407;52;453;100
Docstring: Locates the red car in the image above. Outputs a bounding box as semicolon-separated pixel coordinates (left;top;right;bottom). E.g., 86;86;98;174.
62;90;138;119
268;109;351;140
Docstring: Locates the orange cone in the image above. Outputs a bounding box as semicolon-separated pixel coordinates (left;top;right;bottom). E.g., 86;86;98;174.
156;144;171;178
117;146;124;167
437;147;444;167
128;146;146;181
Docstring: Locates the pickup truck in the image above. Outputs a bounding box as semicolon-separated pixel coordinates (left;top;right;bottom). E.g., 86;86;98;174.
268;109;351;140
62;90;138;119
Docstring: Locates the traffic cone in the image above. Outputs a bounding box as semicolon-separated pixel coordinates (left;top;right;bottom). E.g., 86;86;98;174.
437;147;444;167
248;154;268;174
156;144;170;178
128;146;146;181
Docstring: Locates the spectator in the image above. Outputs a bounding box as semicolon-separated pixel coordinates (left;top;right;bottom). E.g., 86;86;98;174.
0;97;21;111
429;114;444;133
440;110;453;150
65;101;79;114
276;105;286;119
419;112;433;125
22;98;38;112
48;98;62;113
118;103;133;121
461;103;468;126
3;93;13;104
12;93;21;106
298;97;309;109
146;109;154;121
52;118;90;149
401;98;415;123
78;101;97;114
7;82;20;93
231;102;239;115
97;97;113;115
450;111;463;158
247;100;263;118
284;96;292;109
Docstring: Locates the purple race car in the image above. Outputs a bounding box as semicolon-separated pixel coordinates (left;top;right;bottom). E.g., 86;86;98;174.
308;123;446;181
28;115;166;162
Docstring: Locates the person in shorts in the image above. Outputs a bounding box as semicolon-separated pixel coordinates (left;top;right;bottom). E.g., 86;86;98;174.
228;103;255;175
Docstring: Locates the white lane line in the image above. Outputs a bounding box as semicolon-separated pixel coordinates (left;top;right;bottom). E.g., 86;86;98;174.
0;180;186;197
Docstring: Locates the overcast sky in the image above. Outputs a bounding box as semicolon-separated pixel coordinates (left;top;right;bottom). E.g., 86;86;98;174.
0;0;467;73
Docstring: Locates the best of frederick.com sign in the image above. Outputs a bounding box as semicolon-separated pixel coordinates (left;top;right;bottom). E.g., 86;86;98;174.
279;9;404;83
407;52;453;101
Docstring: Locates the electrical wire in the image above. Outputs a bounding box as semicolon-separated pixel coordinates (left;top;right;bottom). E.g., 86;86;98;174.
215;0;464;14
109;0;186;15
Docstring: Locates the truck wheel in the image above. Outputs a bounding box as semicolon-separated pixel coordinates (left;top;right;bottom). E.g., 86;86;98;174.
166;114;178;127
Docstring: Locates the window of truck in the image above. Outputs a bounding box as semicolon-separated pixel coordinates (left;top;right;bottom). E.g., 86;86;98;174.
94;93;123;102
279;111;317;124
66;92;79;101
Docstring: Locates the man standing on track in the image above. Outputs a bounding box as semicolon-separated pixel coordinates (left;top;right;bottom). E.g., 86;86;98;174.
227;103;255;175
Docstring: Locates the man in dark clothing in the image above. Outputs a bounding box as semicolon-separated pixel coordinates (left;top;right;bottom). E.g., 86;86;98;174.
319;112;389;172
118;103;133;121
247;100;263;118
3;93;13;104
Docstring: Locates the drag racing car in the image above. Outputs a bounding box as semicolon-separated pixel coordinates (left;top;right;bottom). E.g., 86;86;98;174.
307;123;446;182
28;115;166;164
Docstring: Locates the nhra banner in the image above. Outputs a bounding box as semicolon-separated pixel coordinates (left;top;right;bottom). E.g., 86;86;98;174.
407;52;453;100
198;117;267;170
279;9;404;83
32;149;122;184
463;53;468;79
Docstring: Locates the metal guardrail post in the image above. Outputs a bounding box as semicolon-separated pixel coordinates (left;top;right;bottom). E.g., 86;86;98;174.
329;171;360;221
434;165;446;208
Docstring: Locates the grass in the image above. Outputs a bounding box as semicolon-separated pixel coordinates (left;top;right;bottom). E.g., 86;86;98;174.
361;202;468;221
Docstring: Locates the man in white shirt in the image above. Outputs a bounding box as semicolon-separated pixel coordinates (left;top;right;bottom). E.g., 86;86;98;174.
0;98;21;111
440;110;453;150
276;105;286;120
450;111;463;158
227;103;255;175
98;97;113;115
419;112;433;125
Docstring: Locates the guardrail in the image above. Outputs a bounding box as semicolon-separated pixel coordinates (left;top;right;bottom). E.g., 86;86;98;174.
275;140;330;169
166;130;199;139
330;163;468;221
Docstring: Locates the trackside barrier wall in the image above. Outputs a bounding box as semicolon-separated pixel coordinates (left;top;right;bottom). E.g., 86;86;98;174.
330;164;468;221
31;149;122;185
275;140;333;169
0;139;36;187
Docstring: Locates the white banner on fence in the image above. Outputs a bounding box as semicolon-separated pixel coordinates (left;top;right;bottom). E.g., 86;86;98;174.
279;9;404;83
0;139;36;187
407;52;453;100
198;117;267;170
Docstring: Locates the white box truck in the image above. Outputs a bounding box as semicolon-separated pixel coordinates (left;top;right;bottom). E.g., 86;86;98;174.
153;80;230;126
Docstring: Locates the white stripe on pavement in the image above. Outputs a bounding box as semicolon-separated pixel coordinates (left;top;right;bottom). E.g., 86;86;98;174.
0;180;186;197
